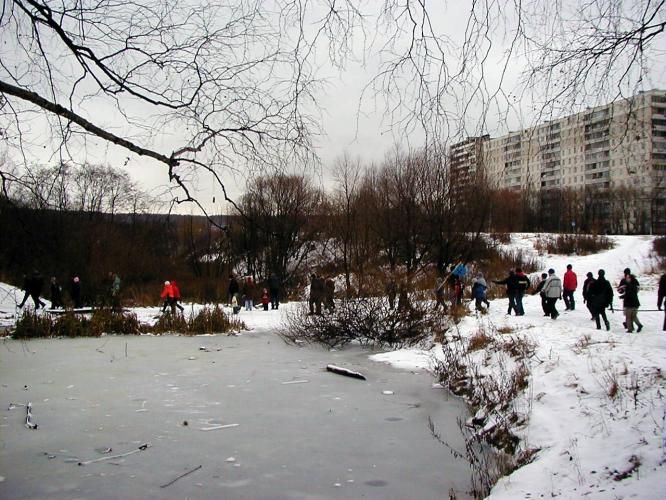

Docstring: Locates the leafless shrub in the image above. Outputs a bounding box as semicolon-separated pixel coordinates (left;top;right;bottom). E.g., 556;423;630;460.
572;334;592;354
500;336;536;361
468;330;494;352
534;234;614;256
281;297;438;348
496;326;514;335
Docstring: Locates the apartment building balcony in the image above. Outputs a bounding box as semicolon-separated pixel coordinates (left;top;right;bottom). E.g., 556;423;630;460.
584;110;610;123
585;142;610;153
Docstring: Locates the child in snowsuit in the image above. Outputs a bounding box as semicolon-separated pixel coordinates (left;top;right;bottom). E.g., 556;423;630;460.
261;288;270;311
471;272;490;311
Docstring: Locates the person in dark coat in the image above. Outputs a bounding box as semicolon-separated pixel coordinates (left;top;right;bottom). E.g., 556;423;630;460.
588;270;613;331
70;276;82;308
533;272;549;316
386;277;397;310
471;272;490;311
18;270;46;309
50;277;64;309
268;274;281;310
242;276;256;311
620;274;642;333
324;277;335;313
308;274;323;315
493;270;520;315
434;277;446;310
228;275;240;305
658;274;666;331
582;272;596;320
514;268;530;316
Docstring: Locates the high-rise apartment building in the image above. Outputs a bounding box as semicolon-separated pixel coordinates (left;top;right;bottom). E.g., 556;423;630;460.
450;89;666;233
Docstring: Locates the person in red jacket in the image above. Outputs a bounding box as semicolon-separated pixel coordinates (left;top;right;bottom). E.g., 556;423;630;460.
160;280;175;314
563;264;578;311
171;280;185;312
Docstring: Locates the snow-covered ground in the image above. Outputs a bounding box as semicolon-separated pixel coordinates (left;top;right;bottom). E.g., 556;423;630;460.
1;234;665;498
371;234;666;498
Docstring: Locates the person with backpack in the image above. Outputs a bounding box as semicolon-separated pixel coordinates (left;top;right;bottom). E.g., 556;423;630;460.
533;272;549;316
620;273;643;333
471;272;490;311
588;269;613;331
563;264;578;311
541;268;562;319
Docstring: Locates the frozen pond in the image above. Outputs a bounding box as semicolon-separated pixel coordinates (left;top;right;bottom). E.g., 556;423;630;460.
1;331;472;499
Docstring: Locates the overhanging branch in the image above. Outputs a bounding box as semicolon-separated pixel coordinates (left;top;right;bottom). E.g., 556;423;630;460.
0;79;178;168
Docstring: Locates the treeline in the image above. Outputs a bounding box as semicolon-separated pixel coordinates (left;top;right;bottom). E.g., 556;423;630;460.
1;150;651;306
490;185;660;234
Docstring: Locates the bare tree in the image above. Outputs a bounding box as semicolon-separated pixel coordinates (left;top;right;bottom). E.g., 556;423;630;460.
0;0;362;211
233;174;322;283
1;0;663;214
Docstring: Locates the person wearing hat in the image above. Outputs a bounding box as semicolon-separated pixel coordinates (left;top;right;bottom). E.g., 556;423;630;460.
588;269;613;331
541;268;562;319
471;272;490;311
563;264;578;311
533;272;549;316
621;273;642;333
70;276;82;309
493;269;520;315
582;271;596;320
160;280;175;314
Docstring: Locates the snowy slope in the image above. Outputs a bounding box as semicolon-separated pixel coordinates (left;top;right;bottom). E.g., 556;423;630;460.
371;234;666;499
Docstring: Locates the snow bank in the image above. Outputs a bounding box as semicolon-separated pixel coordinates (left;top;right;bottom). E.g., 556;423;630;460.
370;234;666;498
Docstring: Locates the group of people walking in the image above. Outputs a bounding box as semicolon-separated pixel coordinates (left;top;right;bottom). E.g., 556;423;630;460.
18;271;85;310
482;264;659;333
308;273;335;315
227;274;281;314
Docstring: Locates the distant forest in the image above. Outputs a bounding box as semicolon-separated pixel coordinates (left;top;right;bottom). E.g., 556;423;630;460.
0;156;657;306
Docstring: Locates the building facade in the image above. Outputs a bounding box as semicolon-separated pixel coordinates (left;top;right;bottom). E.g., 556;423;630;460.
451;90;666;233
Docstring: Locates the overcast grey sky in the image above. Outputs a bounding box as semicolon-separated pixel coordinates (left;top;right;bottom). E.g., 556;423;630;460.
2;0;665;215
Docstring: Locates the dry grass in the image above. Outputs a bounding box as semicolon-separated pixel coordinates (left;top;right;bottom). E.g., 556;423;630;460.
467;330;494;352
534;233;614;256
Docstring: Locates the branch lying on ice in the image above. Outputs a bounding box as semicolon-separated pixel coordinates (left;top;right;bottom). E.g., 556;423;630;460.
326;364;366;380
78;443;149;465
160;464;202;488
